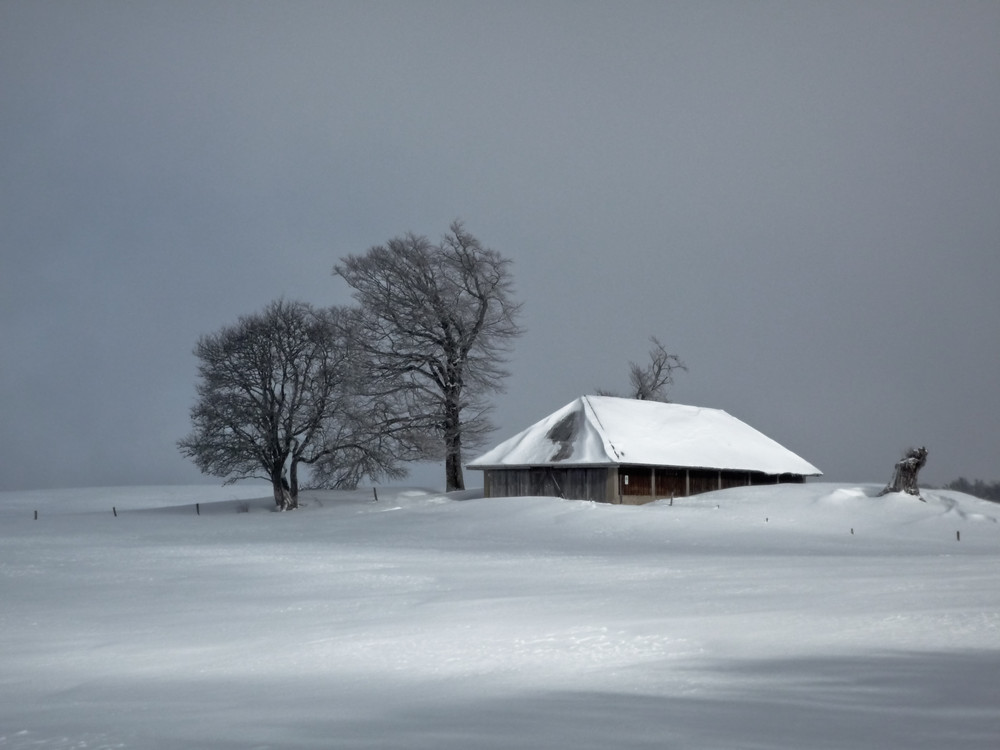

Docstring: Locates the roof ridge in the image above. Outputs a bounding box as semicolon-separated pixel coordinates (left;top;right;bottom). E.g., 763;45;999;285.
582;395;621;461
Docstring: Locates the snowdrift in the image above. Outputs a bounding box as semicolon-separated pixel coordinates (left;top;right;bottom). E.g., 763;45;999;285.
2;483;999;749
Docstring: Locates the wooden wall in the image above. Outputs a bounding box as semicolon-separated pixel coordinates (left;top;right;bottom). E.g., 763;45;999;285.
482;465;806;504
484;467;610;502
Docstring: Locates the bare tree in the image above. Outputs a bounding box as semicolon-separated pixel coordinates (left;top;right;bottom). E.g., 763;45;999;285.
178;300;400;510
334;221;523;491
600;336;686;402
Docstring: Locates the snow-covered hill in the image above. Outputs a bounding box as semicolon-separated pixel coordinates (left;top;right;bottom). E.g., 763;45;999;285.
2;483;998;749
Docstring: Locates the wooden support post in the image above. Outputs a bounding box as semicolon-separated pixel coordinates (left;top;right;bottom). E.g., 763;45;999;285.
196;503;200;516
373;487;379;503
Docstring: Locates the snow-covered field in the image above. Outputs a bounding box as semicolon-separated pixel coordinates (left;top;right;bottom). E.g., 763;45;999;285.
2;483;999;749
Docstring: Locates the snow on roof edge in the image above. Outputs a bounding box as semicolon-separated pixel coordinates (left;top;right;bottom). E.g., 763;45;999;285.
467;395;822;476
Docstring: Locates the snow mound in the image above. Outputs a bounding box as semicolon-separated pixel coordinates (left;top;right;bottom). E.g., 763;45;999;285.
2;482;999;749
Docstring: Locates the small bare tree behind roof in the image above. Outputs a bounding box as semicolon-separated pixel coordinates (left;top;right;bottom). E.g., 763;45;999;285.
599;336;686;402
334;221;523;491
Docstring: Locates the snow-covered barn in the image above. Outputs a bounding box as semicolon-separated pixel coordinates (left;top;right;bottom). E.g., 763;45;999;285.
467;396;822;504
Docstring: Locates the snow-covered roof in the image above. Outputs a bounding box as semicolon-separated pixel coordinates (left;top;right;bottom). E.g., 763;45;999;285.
468;396;822;476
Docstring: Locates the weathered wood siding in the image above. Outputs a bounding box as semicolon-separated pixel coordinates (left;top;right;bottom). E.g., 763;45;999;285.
483;465;806;504
484;467;610;502
619;466;652;496
687;469;720;495
655;468;688;498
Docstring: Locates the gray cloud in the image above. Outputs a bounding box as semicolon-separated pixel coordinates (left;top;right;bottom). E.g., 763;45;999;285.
2;1;997;490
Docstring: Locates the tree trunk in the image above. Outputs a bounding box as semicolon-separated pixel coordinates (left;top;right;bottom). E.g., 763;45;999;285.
271;468;294;510
879;447;928;498
270;473;284;509
443;397;464;492
288;459;300;507
445;445;464;491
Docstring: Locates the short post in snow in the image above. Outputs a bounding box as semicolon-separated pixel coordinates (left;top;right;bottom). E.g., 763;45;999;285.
196;503;200;516
373;487;379;503
34;510;38;520
113;507;117;517
957;530;961;542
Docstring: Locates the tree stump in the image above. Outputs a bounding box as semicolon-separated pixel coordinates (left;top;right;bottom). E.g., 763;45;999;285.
878;446;928;498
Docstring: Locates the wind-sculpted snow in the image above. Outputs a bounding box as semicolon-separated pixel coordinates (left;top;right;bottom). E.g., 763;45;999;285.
1;483;999;748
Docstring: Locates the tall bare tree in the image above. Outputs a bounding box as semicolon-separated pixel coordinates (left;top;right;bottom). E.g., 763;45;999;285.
178;300;401;509
334;221;523;491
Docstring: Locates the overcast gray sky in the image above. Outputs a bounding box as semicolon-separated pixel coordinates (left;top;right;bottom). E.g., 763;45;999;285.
2;1;998;492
